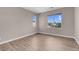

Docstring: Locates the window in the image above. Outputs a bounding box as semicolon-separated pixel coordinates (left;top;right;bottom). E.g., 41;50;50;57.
48;13;63;28
32;16;37;27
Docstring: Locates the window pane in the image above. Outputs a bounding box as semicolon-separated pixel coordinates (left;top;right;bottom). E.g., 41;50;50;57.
32;16;37;27
32;16;36;23
48;13;62;28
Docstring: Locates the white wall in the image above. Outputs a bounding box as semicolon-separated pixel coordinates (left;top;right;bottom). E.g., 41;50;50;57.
75;8;79;44
38;7;74;38
0;7;37;43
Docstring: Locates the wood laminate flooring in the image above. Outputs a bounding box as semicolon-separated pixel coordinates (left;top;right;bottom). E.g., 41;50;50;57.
0;33;79;51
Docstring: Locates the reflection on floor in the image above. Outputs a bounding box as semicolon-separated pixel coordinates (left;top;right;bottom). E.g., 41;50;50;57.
0;33;79;51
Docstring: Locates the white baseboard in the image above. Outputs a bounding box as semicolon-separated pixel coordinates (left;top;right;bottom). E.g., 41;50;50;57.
39;32;75;39
74;37;79;45
0;32;37;45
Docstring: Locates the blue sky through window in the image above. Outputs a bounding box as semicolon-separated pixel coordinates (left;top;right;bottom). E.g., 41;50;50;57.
48;14;62;23
32;16;36;22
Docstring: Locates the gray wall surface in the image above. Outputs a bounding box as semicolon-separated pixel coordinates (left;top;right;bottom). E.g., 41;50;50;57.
75;8;79;44
0;7;37;43
38;7;74;37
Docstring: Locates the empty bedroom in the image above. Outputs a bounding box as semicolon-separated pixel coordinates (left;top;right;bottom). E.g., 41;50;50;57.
0;7;79;51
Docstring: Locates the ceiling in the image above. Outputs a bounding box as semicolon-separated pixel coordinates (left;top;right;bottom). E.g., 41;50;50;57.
23;7;63;14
